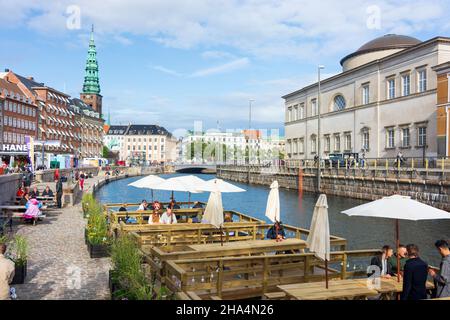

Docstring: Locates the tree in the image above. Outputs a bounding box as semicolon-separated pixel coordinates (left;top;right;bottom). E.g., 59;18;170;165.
102;146;110;158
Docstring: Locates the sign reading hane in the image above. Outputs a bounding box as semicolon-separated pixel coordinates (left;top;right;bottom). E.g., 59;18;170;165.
1;144;29;152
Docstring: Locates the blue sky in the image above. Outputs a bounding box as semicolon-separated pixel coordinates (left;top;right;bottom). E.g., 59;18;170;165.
1;0;450;137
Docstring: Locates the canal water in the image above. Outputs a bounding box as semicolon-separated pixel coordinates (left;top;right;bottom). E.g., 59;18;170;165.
96;173;450;266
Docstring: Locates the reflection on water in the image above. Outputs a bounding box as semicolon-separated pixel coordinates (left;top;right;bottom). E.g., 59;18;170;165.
95;173;450;266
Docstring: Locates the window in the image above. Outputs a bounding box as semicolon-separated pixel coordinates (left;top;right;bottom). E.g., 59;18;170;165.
311;99;317;116
362;131;369;151
287;139;292;154
287;107;292;122
362;85;370;105
401;128;410;147
418;127;427;147
334;135;341;151
388;78;396;99
333;95;346;111
311;135;317;153
418;69;427;93
344;133;352;151
386;128;395;148
299;138;304;154
324;136;330;152
402;74;411;96
299;104;305;119
293;105;298;121
293;139;298;154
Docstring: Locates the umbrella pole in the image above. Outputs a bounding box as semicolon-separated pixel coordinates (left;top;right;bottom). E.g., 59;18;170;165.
396;219;400;283
325;259;329;289
220;226;224;246
151;189;154;202
189;192;191;206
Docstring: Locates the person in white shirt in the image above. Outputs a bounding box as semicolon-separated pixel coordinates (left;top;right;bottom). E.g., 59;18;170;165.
160;208;177;224
0;244;15;300
138;200;148;211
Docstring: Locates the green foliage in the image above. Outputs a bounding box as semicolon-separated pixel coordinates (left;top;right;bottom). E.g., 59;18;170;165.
8;235;28;266
102;146;110;158
110;235;152;300
86;197;109;245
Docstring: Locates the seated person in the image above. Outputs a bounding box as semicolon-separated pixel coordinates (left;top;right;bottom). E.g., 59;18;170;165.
266;221;286;241
41;185;54;197
169;199;180;209
138;200;148;211
124;214;137;224
160;208;177;224
369;245;394;278
30;186;40;199
388;244;408;275
224;212;233;223
23;197;43;224
118;206;127;212
16;186;25;198
192;201;204;209
19;193;30;206
192;213;203;223
148;209;160;224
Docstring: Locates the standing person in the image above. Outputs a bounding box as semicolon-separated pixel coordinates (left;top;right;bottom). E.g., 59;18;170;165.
54;168;60;182
401;244;429;300
160;207;177;224
56;177;63;208
23;169;33;188
79;171;85;191
0;244;15;300
389;244;409;275
429;240;450;298
369;245;394;278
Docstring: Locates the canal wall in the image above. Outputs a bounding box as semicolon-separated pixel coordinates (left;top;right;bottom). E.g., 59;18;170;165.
217;165;450;211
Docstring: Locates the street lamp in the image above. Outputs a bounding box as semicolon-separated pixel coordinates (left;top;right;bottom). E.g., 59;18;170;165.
246;99;254;165
317;65;325;192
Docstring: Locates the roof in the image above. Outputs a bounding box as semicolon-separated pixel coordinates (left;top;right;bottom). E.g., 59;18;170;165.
340;34;421;66
0;78;27;97
14;73;45;93
282;36;450;100
106;124;172;137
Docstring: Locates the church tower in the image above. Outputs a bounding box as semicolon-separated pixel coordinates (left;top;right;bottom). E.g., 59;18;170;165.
80;25;103;116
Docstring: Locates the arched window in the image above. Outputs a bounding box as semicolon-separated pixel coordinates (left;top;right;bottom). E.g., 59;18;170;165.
334;95;346;111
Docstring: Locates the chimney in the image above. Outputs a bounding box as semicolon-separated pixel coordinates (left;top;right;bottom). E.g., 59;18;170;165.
27;76;34;81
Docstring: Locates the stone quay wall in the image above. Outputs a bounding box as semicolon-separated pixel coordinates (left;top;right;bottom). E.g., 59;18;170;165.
34;166;101;183
217;165;450;211
0;173;23;205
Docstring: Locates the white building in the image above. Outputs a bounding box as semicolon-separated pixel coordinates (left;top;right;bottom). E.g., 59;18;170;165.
181;130;285;163
104;124;177;165
283;34;450;160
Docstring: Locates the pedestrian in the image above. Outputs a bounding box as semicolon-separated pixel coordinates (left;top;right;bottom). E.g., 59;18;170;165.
0;243;15;300
429;240;450;298
54;168;60;182
401;244;429;300
79;171;85;191
23;169;33;188
56;177;63;208
388;244;409;275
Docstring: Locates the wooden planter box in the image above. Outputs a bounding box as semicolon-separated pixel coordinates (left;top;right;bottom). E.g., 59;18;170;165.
11;261;27;285
87;242;110;258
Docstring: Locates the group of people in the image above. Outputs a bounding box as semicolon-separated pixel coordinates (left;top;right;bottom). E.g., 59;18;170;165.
119;199;206;225
370;240;450;300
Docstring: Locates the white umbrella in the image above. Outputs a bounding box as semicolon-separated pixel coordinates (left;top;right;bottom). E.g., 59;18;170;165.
342;194;450;281
197;178;246;193
265;180;280;223
152;175;206;206
306;194;330;288
202;186;225;245
128;175;165;201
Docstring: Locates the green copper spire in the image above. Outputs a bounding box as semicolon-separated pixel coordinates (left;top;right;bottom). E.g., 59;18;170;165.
82;25;101;94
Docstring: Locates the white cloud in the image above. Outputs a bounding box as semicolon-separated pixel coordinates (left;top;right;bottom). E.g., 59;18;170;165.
7;0;450;60
190;58;250;77
151;65;183;77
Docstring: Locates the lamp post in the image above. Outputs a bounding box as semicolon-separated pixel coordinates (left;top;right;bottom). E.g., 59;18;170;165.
317;65;325;192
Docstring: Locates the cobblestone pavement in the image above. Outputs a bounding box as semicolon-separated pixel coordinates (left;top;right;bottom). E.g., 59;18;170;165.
11;175;111;300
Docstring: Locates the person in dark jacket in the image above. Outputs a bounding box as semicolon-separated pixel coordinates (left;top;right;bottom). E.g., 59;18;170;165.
29;186;40;199
41;186;54;197
266;221;286;240
401;244;429;300
23;169;33;187
56;178;63;208
369;245;394;277
429;240;450;298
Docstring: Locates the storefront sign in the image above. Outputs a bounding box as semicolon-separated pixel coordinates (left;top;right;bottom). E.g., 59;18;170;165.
1;144;29;153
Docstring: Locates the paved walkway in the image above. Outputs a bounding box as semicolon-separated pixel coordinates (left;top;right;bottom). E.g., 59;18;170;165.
11;175;112;300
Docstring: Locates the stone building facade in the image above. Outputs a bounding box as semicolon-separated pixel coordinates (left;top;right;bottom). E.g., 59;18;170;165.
283;35;450;160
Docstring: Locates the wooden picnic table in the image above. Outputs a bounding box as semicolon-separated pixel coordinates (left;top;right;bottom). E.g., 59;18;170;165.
277;277;436;300
0;205;48;211
277;279;379;300
187;238;307;254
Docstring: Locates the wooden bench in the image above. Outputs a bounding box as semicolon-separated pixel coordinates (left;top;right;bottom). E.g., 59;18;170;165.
263;292;287;300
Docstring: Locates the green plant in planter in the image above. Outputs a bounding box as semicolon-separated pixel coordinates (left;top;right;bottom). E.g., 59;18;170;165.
82;193;96;217
86;200;110;245
110;235;152;300
8;235;28;266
